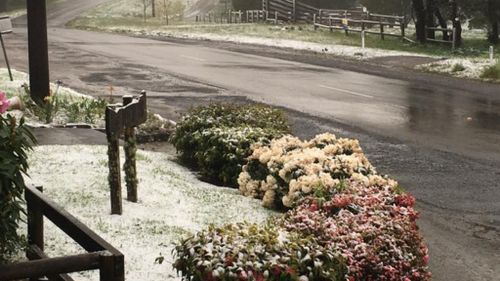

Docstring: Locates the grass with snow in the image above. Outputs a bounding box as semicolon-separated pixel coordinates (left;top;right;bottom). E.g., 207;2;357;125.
26;145;277;280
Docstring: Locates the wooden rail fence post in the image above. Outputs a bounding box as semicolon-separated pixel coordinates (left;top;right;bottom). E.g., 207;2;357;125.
26;186;44;270
123;96;138;203
380;19;385;40
401;16;405;40
106;107;122;215
99;251;125;281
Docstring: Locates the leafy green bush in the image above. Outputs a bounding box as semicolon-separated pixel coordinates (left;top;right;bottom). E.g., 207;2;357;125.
20;83;107;125
480;61;500;80
172;103;290;162
171;103;291;186
451;63;466;73
192;126;283;186
173;222;347;281
0;109;36;263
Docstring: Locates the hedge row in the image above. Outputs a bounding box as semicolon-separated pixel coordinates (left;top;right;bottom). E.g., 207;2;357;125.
171;104;431;281
171;103;290;186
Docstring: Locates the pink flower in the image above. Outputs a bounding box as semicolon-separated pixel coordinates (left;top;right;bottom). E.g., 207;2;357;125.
0;91;10;114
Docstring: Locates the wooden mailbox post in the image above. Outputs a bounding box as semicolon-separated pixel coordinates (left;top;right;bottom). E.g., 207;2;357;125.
105;91;147;215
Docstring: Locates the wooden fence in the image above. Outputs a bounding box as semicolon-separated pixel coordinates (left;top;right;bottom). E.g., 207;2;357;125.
426;26;457;49
263;0;319;23
314;10;407;40
0;185;124;281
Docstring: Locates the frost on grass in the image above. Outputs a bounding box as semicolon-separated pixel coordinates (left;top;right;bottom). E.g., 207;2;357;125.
416;58;499;80
27;145;276;281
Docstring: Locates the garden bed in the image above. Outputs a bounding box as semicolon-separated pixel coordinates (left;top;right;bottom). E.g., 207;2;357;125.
0;68;175;142
25;144;277;280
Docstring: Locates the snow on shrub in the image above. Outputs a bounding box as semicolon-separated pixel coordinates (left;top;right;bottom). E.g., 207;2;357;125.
281;181;431;281
0;92;36;263
171;103;290;163
171;103;290;186
192;126;284;186
238;133;396;209
173;222;348;281
173;181;431;281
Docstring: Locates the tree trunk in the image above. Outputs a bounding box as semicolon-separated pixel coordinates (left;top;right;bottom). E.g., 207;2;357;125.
435;8;449;41
487;0;499;44
0;0;7;12
449;0;462;47
425;0;435;39
412;0;427;43
152;0;156;17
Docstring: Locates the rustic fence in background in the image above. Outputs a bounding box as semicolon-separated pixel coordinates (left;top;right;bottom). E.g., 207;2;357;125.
0;185;124;281
314;10;407;40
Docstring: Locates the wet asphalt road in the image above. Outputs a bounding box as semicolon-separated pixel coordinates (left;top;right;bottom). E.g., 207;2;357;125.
5;0;500;280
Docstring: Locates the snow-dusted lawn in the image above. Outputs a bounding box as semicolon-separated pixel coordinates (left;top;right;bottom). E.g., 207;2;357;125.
416;58;499;80
26;145;276;280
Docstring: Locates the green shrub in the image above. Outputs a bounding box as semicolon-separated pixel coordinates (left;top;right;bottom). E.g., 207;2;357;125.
192;126;284;186
451;63;466;73
0;113;36;263
480;62;500;80
173;222;347;281
172;103;290;162
171;103;291;186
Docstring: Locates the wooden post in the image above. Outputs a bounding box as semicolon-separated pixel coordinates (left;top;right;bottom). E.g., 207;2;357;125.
27;0;50;104
26;186;44;256
99;252;125;281
122;97;138;203
0;32;12;81
106;107;122;215
380;20;385;40
401;16;405;40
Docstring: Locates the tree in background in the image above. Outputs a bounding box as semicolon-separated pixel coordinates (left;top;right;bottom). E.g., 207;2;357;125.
231;0;260;10
412;0;427;42
361;0;411;15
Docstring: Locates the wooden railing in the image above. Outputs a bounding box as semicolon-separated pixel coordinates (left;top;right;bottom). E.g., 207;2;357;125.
426;26;457;49
314;11;407;40
0;185;124;281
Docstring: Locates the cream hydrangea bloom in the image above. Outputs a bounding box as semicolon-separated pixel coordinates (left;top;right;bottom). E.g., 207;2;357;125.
239;133;391;209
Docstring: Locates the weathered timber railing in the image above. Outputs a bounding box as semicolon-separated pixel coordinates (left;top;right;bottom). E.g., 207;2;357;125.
314;11;407;40
0;185;124;281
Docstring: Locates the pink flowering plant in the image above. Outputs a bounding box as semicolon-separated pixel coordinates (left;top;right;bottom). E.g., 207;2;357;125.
173;222;347;281
280;181;431;281
0;91;36;263
173;180;431;281
0;91;10;113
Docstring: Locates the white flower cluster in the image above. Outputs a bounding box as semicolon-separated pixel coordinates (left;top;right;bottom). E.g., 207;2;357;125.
238;133;397;208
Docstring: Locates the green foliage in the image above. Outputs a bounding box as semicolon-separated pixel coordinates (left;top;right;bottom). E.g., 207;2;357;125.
451;63;466;72
173;222;347;281
171;103;291;187
231;0;260;10
65;97;107;124
192;126;282;186
0;114;36;263
480;61;500;79
171;103;290;162
20;83;106;125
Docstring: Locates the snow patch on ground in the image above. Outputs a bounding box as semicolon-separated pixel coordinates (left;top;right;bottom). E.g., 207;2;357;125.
416;58;498;80
109;26;426;60
26;145;276;280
